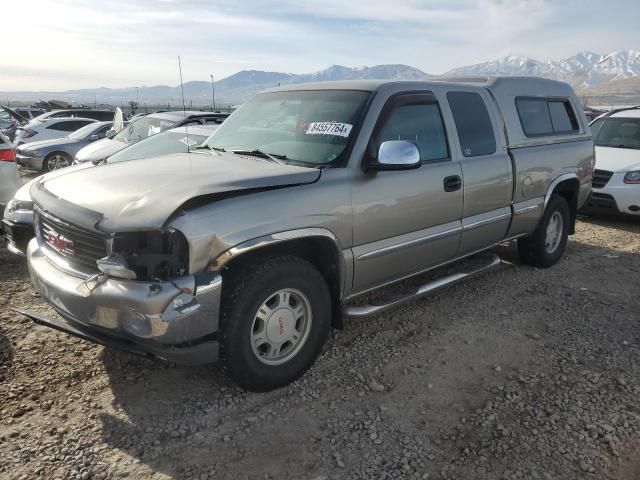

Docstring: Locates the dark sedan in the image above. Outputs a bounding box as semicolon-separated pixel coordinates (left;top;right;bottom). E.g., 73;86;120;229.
16;121;112;171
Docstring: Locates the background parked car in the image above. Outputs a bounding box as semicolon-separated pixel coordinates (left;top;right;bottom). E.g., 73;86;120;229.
581;106;640;216
14;117;97;145
0;106;46;141
0;131;21;203
3;124;217;255
75;110;229;163
16;121;113;172
86;124;217;164
32;109;114;121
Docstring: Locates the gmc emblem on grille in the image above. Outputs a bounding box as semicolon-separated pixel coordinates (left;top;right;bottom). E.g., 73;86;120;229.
44;228;74;256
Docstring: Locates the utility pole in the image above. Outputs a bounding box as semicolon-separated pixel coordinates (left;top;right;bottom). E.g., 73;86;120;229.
210;74;215;111
93;93;97;108
136;87;139;105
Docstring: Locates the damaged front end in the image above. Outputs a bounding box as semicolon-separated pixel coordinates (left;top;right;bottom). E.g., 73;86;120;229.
22;210;222;365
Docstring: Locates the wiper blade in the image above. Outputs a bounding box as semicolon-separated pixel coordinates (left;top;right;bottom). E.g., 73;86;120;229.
232;148;286;164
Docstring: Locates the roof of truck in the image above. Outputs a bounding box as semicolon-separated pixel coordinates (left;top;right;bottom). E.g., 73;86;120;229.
263;76;574;94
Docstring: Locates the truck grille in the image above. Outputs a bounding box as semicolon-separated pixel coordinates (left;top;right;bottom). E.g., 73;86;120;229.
592;169;613;189
37;212;108;270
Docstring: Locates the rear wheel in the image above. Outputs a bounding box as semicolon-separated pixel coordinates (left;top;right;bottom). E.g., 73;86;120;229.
221;256;331;392
44;152;71;172
518;195;570;268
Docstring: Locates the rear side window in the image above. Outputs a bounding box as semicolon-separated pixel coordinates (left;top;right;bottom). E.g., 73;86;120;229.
47;120;93;132
447;92;496;157
548;101;578;133
516;98;579;137
378;102;449;162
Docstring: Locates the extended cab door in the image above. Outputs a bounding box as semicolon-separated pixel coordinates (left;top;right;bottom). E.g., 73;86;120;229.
351;92;463;293
444;89;512;254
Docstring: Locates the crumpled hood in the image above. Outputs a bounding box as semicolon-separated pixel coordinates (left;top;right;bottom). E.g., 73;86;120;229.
75;137;125;162
595;146;640;172
33;152;321;232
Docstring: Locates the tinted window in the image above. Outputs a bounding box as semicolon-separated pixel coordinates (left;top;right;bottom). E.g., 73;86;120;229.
516;98;553;136
47;120;93;132
548;101;578;133
447;92;496;157
16;109;30;118
378;102;448;162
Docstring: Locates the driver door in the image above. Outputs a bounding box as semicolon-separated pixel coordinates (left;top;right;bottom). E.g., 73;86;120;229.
351;92;463;293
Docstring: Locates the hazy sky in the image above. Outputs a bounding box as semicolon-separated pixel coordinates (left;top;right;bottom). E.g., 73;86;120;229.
2;0;638;91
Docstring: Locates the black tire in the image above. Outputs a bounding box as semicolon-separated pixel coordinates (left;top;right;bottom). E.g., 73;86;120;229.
518;195;570;268
221;255;331;392
43;152;71;172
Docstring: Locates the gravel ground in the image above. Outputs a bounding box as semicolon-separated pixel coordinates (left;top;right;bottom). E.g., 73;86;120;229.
1;215;640;480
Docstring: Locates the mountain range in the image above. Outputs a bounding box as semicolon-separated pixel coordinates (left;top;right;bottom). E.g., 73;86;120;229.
2;50;639;106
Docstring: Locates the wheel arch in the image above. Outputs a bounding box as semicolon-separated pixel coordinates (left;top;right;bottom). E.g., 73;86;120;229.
544;174;579;235
214;229;347;329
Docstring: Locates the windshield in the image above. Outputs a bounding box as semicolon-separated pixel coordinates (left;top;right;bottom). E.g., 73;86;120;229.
113;116;176;144
68;122;102;140
108;130;209;163
204;90;371;165
592;117;640;149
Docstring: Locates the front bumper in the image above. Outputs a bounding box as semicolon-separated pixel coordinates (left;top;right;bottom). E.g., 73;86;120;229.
24;238;222;365
581;173;640;216
1;218;34;256
16;153;45;170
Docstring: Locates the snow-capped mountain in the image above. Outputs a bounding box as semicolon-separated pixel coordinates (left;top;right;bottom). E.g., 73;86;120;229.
444;50;640;88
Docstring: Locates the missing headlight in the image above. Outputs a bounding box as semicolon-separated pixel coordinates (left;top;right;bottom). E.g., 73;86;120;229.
112;229;189;281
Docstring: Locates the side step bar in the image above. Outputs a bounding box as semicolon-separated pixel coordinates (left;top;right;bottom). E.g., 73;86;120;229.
343;253;501;318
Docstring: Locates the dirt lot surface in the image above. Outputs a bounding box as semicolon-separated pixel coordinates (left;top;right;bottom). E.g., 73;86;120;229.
1;216;640;480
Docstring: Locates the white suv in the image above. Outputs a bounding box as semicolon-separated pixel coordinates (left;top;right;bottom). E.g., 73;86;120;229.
584;107;640;216
14;117;97;146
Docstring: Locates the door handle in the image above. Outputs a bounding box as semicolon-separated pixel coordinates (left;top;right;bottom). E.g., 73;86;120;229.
443;175;462;192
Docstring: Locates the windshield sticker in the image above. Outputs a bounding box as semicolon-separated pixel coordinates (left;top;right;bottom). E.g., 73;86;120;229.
179;136;199;147
306;122;353;138
148;125;162;136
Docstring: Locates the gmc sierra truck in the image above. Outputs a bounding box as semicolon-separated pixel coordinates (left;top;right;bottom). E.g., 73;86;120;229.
20;77;594;391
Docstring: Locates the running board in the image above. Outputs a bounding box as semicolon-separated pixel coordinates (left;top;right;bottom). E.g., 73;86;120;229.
343;253;501;318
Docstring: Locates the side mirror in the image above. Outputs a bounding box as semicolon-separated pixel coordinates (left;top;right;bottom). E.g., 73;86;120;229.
89;134;99;141
106;128;116;139
367;140;421;171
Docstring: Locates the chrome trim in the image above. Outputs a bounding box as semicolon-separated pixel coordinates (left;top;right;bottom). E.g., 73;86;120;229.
356;226;462;261
513;204;540;216
38;239;95;279
544;173;579;208
462;212;509;232
6;241;26;257
211;228;346;298
195;276;223;295
510;137;591;150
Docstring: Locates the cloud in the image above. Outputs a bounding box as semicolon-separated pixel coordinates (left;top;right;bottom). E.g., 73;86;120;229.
0;0;638;90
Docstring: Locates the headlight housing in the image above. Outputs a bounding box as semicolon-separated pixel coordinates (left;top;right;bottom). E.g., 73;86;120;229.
110;229;189;281
624;171;640;184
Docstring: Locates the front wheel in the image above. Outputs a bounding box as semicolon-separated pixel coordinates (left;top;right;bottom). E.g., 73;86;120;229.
221;256;331;392
518;195;570;268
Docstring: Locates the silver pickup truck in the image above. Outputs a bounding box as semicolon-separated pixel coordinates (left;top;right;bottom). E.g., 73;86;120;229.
21;77;593;391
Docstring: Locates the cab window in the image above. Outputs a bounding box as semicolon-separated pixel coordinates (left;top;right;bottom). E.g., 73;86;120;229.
447;91;496;157
377;96;449;162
